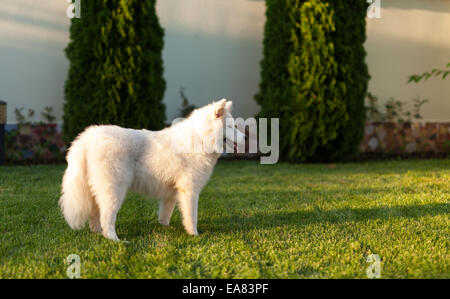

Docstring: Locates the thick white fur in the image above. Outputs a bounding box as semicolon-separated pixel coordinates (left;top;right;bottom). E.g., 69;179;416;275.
59;99;245;241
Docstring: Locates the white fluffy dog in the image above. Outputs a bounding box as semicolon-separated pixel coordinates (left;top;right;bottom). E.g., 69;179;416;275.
59;99;245;241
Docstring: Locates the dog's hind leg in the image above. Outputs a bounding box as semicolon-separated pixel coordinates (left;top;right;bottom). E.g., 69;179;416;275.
176;189;199;236
158;196;176;226
95;183;128;241
89;197;102;234
98;196;124;241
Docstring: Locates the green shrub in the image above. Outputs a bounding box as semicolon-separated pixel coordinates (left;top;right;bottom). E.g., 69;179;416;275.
64;0;166;142
255;0;369;162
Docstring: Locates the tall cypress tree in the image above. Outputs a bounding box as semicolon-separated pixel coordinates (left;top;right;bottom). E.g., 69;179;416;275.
312;1;370;161
64;0;166;142
255;0;369;162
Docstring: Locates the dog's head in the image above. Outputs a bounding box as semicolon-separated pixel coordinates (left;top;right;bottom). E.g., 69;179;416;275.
189;99;246;154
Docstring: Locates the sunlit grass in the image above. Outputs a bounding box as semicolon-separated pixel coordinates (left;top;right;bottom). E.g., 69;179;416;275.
0;159;448;278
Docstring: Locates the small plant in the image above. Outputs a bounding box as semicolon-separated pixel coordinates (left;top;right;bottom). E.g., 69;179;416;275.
408;62;450;83
365;92;428;122
411;98;429;120
366;92;384;122
384;98;409;122
14;106;57;127
41;106;56;124
179;87;196;118
14;108;35;127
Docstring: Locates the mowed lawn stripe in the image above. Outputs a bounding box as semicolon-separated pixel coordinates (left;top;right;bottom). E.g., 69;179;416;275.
0;159;448;278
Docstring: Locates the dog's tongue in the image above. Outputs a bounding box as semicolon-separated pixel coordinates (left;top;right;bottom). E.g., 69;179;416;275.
234;143;237;152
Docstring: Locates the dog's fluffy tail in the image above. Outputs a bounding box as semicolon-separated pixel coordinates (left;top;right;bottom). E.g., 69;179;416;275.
59;138;92;230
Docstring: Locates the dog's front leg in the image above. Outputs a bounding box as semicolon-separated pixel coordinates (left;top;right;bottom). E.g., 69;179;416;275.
177;190;199;236
158;196;176;226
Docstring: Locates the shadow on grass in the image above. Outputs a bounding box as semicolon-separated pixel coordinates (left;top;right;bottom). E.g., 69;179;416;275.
203;186;424;202
116;202;448;239
203;203;449;233
116;187;449;238
215;159;450;176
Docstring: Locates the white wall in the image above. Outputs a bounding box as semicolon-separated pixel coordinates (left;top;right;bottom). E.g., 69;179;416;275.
365;0;450;121
156;0;265;120
0;0;449;124
0;0;70;124
0;0;265;124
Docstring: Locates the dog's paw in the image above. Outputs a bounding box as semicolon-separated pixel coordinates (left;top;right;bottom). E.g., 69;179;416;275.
89;223;102;234
158;219;170;226
186;229;199;236
102;231;120;242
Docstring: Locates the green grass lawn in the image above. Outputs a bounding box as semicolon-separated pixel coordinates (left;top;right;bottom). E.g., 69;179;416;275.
0;159;449;278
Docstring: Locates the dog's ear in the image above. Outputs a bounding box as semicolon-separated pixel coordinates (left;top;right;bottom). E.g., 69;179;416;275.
225;101;233;113
214;99;227;118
